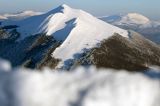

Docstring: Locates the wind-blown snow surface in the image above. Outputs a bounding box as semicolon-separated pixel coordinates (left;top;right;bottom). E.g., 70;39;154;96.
0;59;159;106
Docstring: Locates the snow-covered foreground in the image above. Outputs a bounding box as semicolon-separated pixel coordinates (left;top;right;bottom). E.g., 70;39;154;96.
0;59;159;106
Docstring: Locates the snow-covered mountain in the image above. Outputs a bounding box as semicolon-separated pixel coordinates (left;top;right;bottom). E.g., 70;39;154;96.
115;13;150;26
0;5;160;106
2;4;128;39
100;13;160;44
1;4;129;69
1;5;160;70
0;10;42;21
100;13;160;27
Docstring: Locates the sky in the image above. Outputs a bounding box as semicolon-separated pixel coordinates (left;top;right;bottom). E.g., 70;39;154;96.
0;0;159;20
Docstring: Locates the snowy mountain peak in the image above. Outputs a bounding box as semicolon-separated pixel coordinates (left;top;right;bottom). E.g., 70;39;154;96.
124;13;150;24
61;4;71;9
2;5;129;69
47;4;72;15
100;13;151;25
100;13;160;44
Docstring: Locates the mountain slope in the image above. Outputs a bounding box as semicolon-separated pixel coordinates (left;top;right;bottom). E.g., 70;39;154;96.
1;4;129;69
100;13;160;44
100;13;153;26
1;5;160;70
42;5;129;69
88;31;160;71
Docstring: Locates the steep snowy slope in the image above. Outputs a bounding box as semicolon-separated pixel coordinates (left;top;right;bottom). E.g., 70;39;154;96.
45;5;129;69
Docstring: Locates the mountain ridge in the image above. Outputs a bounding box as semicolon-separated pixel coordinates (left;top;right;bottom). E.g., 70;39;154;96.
100;13;160;44
1;4;160;70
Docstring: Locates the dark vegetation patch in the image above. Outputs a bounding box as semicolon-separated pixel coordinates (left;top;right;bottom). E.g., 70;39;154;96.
0;28;8;39
21;34;62;69
27;34;54;51
0;27;20;41
35;42;61;70
89;31;160;71
0;27;61;69
2;25;19;30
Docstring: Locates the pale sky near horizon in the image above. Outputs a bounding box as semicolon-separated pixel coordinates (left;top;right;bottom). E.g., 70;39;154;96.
0;0;159;20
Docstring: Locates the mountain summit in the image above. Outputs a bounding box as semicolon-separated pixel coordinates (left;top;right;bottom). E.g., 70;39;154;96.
2;4;128;40
1;5;160;70
1;4;129;69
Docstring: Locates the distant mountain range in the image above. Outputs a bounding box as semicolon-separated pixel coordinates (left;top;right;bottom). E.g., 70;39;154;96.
99;13;160;44
0;5;160;71
0;11;42;21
